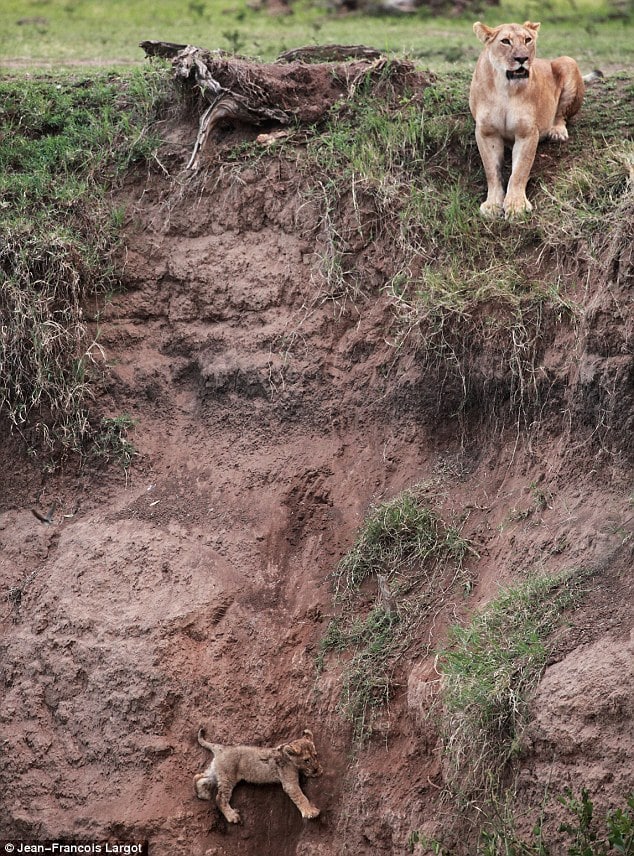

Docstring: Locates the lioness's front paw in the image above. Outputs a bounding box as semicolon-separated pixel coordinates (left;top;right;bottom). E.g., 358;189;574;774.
479;200;504;219
302;805;320;819
547;125;569;142
503;196;533;219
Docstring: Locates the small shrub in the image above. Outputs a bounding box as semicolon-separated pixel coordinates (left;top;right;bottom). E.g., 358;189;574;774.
412;789;634;854
335;488;467;593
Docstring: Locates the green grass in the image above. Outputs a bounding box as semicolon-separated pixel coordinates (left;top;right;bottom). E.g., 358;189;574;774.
0;66;169;457
91;415;139;470
335;487;471;593
319;486;473;741
437;570;587;809
0;0;632;69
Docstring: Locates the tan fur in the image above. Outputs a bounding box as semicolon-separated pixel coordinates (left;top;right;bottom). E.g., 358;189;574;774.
194;727;323;824
469;21;585;218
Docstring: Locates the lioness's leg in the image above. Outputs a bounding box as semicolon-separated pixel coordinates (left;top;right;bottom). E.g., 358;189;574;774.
474;127;506;217
216;784;241;824
548;58;584;141
504;130;539;217
280;779;320;819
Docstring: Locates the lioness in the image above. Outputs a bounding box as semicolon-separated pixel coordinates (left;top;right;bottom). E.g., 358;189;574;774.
470;21;585;218
194;726;323;824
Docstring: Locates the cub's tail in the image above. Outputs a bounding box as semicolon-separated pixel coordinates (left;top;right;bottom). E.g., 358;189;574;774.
197;726;218;753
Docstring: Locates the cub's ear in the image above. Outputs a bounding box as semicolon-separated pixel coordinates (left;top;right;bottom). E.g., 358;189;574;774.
473;22;495;43
283;741;300;758
302;729;314;740
523;21;541;35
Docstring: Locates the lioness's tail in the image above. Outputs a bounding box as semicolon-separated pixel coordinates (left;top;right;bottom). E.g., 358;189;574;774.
583;69;604;85
197;726;218;753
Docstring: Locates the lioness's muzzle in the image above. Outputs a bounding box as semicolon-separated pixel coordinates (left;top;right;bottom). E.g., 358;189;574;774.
506;67;530;80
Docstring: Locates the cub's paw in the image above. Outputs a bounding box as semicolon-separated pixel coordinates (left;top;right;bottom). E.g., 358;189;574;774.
223;808;241;824
302;805;321;819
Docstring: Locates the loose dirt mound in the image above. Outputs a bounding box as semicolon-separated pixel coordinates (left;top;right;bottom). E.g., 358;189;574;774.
1;60;632;856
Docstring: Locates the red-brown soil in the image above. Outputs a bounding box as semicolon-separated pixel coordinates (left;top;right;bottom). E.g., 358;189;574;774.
1;78;632;856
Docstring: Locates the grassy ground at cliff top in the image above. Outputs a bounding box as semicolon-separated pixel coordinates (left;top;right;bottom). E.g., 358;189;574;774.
1;0;632;70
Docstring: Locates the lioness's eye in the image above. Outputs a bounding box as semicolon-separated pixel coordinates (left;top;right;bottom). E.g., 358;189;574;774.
525;37;533;43
501;38;511;45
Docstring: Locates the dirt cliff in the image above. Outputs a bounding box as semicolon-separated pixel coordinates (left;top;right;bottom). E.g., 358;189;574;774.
1;67;632;856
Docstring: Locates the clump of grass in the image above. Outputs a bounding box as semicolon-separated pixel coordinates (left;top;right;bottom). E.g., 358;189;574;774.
92;415;138;470
0;66;170;457
336;488;470;593
319;485;473;741
437;570;587;808
385;266;579;430
319;606;399;739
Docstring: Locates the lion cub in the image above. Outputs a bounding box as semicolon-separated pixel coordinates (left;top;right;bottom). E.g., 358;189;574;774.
194;726;323;824
470;21;585;218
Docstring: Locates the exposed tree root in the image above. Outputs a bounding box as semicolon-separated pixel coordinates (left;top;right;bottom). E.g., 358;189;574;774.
140;40;430;169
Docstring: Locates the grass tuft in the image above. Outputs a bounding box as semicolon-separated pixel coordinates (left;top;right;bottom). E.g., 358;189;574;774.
0;66;170;458
437;570;587;809
319;485;473;741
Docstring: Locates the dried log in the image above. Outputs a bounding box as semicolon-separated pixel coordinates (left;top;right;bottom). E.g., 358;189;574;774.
140;41;431;170
276;44;383;63
139;40;190;59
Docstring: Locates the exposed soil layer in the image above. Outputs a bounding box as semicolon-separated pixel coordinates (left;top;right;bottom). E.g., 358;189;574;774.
1;69;633;856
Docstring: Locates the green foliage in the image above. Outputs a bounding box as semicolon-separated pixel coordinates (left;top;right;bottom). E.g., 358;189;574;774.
438;571;586;808
323;607;399;740
559;789;634;856
319;486;472;741
0;68;169;456
336;488;470;593
92;415;138;470
412;790;634;854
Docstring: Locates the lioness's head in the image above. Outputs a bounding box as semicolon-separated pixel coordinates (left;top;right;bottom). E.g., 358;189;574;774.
278;729;323;777
474;21;540;82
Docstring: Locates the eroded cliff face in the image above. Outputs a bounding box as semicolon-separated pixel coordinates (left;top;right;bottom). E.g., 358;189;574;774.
1;102;632;856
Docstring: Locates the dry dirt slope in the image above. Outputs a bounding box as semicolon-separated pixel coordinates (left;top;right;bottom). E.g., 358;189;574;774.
1;80;633;856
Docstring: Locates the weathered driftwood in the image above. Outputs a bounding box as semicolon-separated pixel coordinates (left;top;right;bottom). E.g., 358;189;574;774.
276;44;383;63
140;41;427;170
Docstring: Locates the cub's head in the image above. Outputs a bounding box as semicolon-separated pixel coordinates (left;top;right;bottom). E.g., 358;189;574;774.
277;729;323;778
474;21;540;82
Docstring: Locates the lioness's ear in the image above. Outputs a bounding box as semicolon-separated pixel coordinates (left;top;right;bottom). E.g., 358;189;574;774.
523;21;541;35
473;22;495;43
